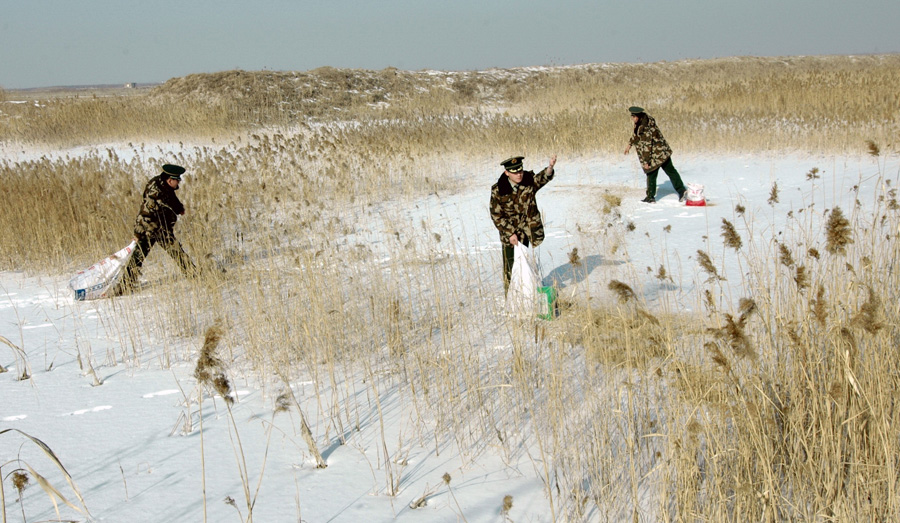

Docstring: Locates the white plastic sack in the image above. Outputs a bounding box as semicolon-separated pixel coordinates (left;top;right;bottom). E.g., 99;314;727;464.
68;240;137;300
506;244;541;317
685;183;706;205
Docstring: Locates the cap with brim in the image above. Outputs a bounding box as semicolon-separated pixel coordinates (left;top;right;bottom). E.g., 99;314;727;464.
501;156;524;173
628;106;645;114
162;164;186;180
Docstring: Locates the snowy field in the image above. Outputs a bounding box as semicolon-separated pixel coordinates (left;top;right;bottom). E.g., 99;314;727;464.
1;142;896;522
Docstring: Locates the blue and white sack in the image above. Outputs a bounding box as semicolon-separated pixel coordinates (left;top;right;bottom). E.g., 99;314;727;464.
68;239;137;300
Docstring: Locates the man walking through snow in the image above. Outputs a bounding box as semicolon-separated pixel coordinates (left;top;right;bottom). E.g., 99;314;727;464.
490;155;557;291
111;164;198;295
624;106;687;203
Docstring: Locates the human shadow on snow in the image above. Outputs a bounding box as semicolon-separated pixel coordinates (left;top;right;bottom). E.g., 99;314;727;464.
542;254;623;290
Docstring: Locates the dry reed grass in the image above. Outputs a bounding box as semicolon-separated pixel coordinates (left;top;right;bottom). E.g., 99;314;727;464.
2;55;898;152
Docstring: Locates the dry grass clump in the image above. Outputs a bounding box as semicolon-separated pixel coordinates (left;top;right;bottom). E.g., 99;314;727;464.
666;307;900;519
148;67;434;121
556;293;677;368
851;286;884;334
706;297;758;362
599;192;622;215
0;94;238;145
0;154;139;269
521;153;900;520
194;321;232;403
648;159;900;520
566;252;897;519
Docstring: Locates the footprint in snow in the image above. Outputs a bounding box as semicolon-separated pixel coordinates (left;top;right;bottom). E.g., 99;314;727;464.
61;406;112;416
22;323;54;330
142;389;180;399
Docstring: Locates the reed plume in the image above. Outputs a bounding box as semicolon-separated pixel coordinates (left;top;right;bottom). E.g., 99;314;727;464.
703;289;717;312
705;341;731;373
721;219;742;250
825;206;853;255
720;313;756;361
767;182;779;205
568;247;581;267
274;392;292;413
697;250;724;282
865;139;880;157
12;470;29;495
608;280;635;303
707;298;757;361
656;264;669;281
194;320;233;404
812;284;828;326
777;242;794;267
793;265;809;290
852;287;884;334
737;298;757;320
501;495;514;519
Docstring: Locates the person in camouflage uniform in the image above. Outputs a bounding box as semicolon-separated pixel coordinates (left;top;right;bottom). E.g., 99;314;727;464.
624;106;687;203
490;155;557;291
112;164;197;295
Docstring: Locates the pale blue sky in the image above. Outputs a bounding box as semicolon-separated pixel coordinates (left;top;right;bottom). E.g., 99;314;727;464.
2;0;898;89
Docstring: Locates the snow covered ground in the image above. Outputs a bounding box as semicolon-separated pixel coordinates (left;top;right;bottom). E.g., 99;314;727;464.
1;144;895;522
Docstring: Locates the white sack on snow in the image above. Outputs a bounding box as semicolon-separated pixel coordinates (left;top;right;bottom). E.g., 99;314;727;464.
686;183;706;202
506;243;542;317
68;239;137;300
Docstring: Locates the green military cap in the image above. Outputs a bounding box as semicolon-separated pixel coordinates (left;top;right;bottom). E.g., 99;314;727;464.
501;156;524;173
162;164;186;180
628;106;645;114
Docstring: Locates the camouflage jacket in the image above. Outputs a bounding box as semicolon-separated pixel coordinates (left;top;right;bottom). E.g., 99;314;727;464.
490;167;554;247
629;115;672;173
133;174;185;238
